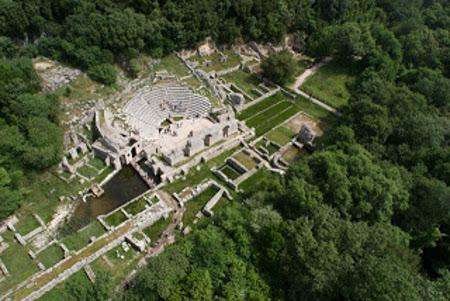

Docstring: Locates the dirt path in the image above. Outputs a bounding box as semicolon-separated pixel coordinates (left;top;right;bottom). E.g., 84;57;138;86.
291;57;331;90
294;89;342;117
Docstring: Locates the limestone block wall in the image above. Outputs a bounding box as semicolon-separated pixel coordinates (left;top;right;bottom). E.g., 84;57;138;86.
216;64;241;76
226;158;248;174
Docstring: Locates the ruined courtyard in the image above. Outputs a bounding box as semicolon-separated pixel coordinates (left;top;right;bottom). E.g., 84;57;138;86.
0;40;339;301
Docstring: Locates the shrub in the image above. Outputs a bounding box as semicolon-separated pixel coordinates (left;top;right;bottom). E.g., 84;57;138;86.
89;64;117;85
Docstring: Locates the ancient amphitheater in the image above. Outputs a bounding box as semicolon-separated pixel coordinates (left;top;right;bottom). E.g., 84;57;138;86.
121;83;212;139
92;82;238;168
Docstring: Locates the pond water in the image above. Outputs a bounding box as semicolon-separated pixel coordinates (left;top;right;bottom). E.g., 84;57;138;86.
75;165;149;219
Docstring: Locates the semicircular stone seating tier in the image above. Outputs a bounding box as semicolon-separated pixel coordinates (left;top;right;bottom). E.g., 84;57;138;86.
122;83;211;139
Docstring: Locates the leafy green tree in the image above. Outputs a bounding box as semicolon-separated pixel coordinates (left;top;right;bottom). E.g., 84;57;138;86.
317;0;357;21
94;271;114;301
287;146;409;222
0;167;24;220
21;117;63;170
169;269;213;301
261;50;296;85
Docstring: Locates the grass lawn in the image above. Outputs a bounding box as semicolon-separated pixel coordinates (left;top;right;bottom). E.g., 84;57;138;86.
294;95;340;129
104;210;128;227
239;168;274;193
133;232;145;241
94;166;115;184
237;92;285;120
266;126;296;146
143;214;172;243
265;143;280;156
255;105;301;137
37;244;64;268
183;186;219;226
15;214;41;236
181;75;202;88
88;157;106;170
21;169;88;224
0;231;39;294
233;152;258;170
62;220;106;251
282;146;310;163
220;165;242;180
201;50;242;72
106;244;137;263
154;54;190;77
222;70;262;97
124;198;148;216
246;101;293;127
77;165;98;179
302;60;361;109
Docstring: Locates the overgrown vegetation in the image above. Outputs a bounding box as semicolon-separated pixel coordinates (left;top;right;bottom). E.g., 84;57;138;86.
0;0;449;299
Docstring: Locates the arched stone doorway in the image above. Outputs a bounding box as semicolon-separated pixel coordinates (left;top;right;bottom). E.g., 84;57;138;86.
222;125;230;137
204;134;213;147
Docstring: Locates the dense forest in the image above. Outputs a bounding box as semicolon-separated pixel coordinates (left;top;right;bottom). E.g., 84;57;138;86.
0;0;449;299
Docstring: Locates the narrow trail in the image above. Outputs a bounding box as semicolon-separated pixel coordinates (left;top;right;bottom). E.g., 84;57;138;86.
294;88;342;117
291;57;331;90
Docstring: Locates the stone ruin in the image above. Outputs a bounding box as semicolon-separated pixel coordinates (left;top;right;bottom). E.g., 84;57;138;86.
228;93;245;110
91;81;239;168
298;125;316;145
34;59;81;91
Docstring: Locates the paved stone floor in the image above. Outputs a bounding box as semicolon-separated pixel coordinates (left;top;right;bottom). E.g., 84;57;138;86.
159;118;215;151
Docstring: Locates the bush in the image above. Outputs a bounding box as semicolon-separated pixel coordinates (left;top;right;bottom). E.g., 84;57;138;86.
89;64;117;85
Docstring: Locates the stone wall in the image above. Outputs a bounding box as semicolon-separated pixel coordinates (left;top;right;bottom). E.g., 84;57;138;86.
216;64;241;76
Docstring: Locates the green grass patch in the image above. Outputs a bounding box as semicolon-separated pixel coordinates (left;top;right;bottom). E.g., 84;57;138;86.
266;126;296;146
173;116;184;121
104;210;127;227
154;54;190;77
238;92;285;120
15;214;40;236
143;214;172;243
181;75;202;88
294;95;339;129
222;70;262;96
37;244;64;268
246;101;293;128
0;234;39;294
124;198;148;216
88;157;106;170
233;152;258;170
220;165;242;180
201;51;242;72
133;232;145;241
163;146;242;195
94;166;114;184
77;165;98;179
62;220;106;251
21;169;88;224
255;105;301;137
239;168;272;193
302;60;361;109
183;186;219;226
282;146;309;163
265;143;280;155
161;120;171;126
